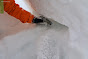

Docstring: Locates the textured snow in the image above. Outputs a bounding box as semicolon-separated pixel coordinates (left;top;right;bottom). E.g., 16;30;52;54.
29;0;88;58
0;12;69;59
0;0;88;59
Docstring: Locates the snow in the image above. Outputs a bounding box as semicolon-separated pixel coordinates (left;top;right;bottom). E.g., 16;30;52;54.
0;0;88;59
0;12;69;59
29;0;88;59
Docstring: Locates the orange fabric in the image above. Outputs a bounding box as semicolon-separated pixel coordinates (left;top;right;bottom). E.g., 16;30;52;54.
4;0;34;23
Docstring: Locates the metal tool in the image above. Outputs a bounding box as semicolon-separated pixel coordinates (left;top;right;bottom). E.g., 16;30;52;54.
39;15;52;25
33;15;52;25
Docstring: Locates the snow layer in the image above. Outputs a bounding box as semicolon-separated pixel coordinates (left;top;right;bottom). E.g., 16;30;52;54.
29;0;88;59
0;0;88;59
0;12;69;59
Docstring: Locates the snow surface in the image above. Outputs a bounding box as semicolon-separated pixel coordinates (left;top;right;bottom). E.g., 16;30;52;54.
0;0;88;59
0;12;69;59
